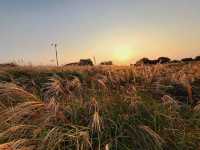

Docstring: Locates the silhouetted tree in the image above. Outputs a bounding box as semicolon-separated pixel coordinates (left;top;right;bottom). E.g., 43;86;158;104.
181;58;194;62
195;56;200;61
79;59;93;66
158;57;171;64
100;61;113;65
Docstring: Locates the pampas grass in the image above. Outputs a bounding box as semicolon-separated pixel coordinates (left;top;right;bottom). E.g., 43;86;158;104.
0;63;199;149
0;83;38;109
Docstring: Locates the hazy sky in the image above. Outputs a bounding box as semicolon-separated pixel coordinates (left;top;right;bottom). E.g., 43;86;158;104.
0;0;200;65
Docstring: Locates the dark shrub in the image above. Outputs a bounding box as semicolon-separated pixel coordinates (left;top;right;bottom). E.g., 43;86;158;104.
100;61;113;65
135;58;150;65
181;58;194;62
195;56;200;61
158;57;171;64
79;59;93;66
0;63;18;67
149;59;159;64
64;62;79;66
170;60;180;63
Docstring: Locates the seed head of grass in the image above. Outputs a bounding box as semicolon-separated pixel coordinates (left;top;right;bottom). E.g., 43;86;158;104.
77;131;92;150
161;95;180;110
44;75;72;100
91;111;103;133
0;83;38;109
0;125;38;143
139;125;165;148
193;102;200;113
8;139;40;150
129;98;142;114
42;126;91;150
46;98;60;115
89;97;99;114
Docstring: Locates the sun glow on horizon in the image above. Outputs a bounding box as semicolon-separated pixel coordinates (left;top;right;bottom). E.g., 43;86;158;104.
113;46;134;64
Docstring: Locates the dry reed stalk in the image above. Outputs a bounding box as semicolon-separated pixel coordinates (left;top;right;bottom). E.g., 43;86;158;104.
139;125;165;147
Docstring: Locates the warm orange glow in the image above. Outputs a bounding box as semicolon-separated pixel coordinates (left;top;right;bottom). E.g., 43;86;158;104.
113;46;134;63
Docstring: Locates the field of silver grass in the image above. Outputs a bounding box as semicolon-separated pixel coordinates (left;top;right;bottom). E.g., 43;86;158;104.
0;62;199;150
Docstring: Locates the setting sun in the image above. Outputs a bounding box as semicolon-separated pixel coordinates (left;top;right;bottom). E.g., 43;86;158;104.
113;47;134;63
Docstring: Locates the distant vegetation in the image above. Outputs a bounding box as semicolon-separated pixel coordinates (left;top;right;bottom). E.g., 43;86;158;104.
65;59;94;66
63;55;200;67
65;59;113;67
100;61;113;65
0;62;199;149
135;55;200;66
0;62;18;68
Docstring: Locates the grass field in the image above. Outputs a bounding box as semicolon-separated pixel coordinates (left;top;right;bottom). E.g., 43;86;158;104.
0;62;199;150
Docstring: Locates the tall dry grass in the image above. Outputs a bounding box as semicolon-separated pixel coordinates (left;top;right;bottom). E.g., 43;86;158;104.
0;62;199;149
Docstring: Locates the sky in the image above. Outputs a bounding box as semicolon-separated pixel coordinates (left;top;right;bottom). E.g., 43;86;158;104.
0;0;200;65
